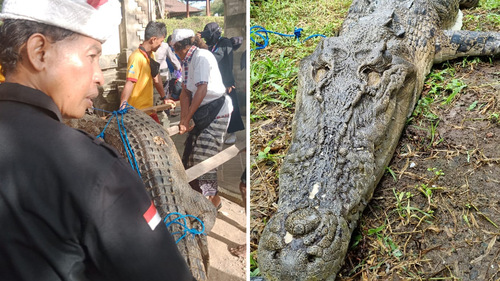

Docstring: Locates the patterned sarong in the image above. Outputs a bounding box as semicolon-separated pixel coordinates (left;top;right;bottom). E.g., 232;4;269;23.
186;115;230;196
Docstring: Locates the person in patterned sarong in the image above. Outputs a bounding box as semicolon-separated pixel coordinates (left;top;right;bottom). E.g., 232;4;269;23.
172;29;233;209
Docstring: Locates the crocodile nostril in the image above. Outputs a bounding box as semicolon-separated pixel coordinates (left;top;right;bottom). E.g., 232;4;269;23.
285;208;321;236
307;254;316;263
273;250;281;259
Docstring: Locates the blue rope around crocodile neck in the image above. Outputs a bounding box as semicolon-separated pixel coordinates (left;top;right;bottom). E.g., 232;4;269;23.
250;25;326;51
93;102;142;178
164;212;206;244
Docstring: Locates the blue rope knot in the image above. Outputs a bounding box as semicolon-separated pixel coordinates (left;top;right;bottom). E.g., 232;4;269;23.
93;102;141;178
164;212;206;244
293;27;303;41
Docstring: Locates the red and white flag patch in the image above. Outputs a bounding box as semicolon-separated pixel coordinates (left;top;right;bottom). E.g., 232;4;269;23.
87;0;108;9
143;201;161;231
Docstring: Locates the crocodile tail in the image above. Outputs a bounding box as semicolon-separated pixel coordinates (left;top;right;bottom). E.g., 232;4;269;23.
434;30;500;64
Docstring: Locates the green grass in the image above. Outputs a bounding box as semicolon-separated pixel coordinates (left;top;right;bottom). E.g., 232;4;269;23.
486;12;500;26
250;51;298;110
411;67;454;122
250;0;351;116
411;62;467;140
442;78;467;105
481;0;500;9
256;136;284;164
158;16;224;36
385;166;398;182
250;251;260;277
462;1;500;31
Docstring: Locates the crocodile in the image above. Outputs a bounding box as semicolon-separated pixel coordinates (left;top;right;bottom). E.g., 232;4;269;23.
257;0;500;280
66;108;216;281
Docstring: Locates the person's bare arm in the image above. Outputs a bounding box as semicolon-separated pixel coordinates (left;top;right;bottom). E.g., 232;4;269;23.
178;84;207;134
153;74;176;107
120;80;135;109
184;84;207;121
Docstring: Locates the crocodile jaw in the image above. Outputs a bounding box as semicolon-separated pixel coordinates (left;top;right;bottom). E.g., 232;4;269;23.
258;209;349;281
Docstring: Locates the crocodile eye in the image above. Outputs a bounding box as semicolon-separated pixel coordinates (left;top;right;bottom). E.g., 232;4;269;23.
331;47;349;60
355;49;371;61
312;62;330;83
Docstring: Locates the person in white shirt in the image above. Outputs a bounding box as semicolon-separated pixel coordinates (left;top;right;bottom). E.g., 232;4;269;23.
172;29;233;209
155;41;181;95
155;41;181;116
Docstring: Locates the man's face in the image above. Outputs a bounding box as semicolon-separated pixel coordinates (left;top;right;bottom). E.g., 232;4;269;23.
44;34;104;119
175;47;187;61
151;36;166;52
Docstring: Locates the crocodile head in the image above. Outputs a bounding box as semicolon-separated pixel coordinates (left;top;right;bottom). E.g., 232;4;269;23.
258;20;418;280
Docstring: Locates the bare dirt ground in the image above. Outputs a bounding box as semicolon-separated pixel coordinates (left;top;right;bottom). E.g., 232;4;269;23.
207;197;247;281
166;112;247;281
250;7;500;281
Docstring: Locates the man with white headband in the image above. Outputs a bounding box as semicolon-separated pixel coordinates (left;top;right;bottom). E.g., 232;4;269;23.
0;1;194;280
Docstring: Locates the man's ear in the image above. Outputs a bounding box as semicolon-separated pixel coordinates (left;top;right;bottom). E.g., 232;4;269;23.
25;34;50;71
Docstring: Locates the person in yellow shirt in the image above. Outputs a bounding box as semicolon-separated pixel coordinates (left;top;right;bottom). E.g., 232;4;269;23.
120;21;175;123
0;64;5;83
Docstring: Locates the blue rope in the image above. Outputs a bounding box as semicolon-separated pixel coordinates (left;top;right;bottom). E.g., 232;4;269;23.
164;212;206;244
93;102;142;178
302;34;327;42
94;106;205;244
250;25;326;50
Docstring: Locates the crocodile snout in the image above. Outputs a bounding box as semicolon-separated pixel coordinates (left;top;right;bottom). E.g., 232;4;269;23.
258;210;349;281
285;208;321;236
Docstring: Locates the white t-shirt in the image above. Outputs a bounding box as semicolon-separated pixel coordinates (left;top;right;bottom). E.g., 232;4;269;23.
155;42;169;78
185;48;232;117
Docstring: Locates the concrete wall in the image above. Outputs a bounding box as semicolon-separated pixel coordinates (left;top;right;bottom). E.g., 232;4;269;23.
96;0;152;113
223;0;246;113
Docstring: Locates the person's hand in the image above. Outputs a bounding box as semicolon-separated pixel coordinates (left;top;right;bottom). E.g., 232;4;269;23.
178;119;194;134
226;86;235;94
163;98;176;108
119;101;127;110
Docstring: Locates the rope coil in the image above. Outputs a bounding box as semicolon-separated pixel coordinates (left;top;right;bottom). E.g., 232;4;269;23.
250;25;326;51
164;212;206;244
93;102;142;178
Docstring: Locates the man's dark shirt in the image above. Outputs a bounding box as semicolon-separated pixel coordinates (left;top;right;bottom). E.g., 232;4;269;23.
209;37;235;88
0;83;195;281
